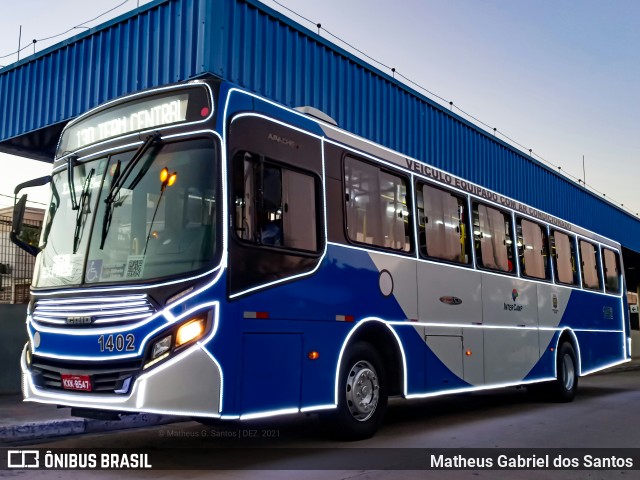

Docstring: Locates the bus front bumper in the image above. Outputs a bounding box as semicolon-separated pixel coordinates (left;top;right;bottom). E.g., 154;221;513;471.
20;343;222;418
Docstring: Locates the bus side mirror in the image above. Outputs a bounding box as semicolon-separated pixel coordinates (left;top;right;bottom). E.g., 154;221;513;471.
12;194;27;236
9;175;51;257
10;195;40;257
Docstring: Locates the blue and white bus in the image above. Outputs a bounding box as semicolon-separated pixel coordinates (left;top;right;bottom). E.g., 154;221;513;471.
12;78;631;439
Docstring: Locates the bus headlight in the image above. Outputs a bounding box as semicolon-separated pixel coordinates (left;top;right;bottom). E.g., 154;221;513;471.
144;335;172;370
152;335;172;359
176;318;206;347
25;342;32;367
143;311;211;370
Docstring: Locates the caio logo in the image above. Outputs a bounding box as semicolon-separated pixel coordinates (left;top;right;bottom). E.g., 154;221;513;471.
66;316;94;325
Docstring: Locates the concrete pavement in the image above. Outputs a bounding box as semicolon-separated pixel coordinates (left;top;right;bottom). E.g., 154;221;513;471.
0;394;183;445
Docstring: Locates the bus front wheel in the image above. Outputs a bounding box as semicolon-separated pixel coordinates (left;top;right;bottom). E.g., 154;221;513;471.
328;342;388;440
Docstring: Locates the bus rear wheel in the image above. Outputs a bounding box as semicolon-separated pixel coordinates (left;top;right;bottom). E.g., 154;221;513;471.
552;342;578;402
327;342;388;440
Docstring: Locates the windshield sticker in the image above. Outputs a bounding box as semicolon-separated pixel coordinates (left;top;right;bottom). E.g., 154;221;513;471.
41;254;83;280
86;259;144;283
85;260;103;283
100;263;127;281
125;255;145;279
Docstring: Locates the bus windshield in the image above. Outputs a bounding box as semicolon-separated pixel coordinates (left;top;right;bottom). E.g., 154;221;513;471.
33;137;218;288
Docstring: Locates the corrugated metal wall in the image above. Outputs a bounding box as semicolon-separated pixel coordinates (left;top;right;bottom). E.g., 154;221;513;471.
208;0;640;251
0;0;639;251
0;0;206;146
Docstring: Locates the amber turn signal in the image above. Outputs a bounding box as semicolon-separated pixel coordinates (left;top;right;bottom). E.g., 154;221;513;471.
176;318;206;347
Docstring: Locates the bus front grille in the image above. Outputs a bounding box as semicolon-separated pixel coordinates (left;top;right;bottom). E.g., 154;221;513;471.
32;294;155;327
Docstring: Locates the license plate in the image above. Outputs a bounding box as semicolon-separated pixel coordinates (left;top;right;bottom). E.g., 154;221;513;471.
61;374;92;392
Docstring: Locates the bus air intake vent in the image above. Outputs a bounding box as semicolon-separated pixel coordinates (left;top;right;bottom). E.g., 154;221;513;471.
32;294;155;327
30;356;141;394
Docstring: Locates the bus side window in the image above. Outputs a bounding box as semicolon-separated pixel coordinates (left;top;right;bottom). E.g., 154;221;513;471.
184;186;215;227
579;240;601;290
603;248;621;294
233;151;318;252
472;202;514;273
417;183;470;265
516;218;550;280
551;230;579;286
344;156;411;252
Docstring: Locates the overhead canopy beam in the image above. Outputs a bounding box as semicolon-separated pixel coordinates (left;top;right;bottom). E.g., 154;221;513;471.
0;123;66;162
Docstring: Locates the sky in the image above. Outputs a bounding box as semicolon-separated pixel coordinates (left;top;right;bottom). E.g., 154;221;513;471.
0;0;638;216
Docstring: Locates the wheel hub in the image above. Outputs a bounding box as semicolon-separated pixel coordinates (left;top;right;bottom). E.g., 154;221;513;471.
345;360;380;421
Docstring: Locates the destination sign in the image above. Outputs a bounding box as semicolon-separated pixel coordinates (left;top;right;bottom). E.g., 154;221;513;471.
57;86;211;156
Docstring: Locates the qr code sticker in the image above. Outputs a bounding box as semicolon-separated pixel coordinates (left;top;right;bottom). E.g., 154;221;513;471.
125;255;145;278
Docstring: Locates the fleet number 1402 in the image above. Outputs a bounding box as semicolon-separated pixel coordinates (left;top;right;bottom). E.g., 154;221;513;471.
98;334;135;352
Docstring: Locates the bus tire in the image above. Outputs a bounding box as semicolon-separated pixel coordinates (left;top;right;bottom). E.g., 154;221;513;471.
328;342;388;440
552;342;578;402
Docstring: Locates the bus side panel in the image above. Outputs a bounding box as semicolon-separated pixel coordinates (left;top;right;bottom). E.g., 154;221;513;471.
424;335;467;391
230;245;422;409
538;285;626;374
240;333;303;414
482;274;539;385
367;253;429;393
535;284;573;379
231;246;414;322
368;252;418;323
575;331;626;374
417;261;484;386
300;322;346;407
561;290;624;332
562;290;626;371
524;330;560;381
537;284;571;330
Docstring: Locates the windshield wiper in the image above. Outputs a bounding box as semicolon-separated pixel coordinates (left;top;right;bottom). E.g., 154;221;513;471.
40;177;61;250
72;168;95;254
100;133;162;249
104;133;162;206
67;156;79;210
